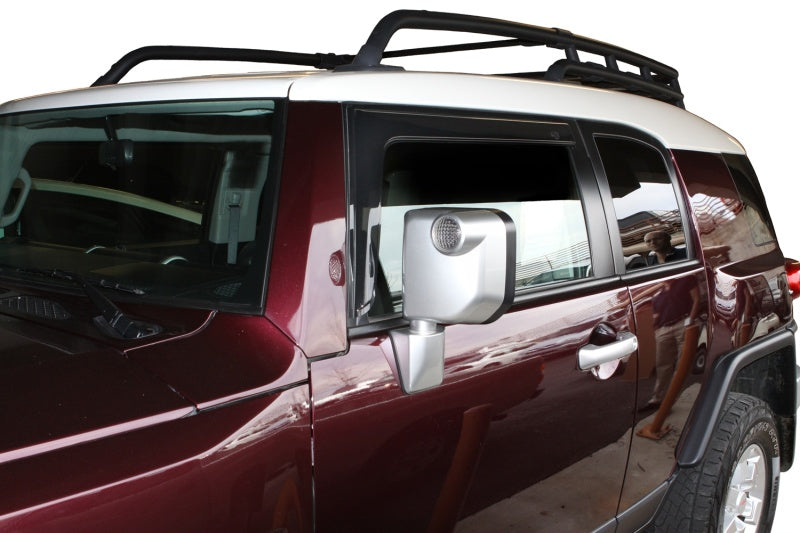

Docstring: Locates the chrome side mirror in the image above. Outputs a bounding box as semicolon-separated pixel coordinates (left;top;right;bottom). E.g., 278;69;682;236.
390;208;515;393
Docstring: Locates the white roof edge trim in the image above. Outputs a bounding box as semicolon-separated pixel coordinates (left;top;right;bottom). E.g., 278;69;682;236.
288;71;745;155
0;74;304;115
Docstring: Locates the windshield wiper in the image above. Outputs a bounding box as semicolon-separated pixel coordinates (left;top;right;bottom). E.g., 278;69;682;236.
16;268;162;339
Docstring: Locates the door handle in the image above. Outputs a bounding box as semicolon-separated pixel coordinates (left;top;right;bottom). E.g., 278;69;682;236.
578;331;638;371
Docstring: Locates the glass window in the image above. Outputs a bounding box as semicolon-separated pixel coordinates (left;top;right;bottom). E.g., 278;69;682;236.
0;100;279;311
372;141;590;316
723;153;776;247
595;137;688;271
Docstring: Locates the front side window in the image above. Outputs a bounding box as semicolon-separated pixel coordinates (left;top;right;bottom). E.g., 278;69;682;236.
595;136;688;271
373;141;590;316
0;99;280;311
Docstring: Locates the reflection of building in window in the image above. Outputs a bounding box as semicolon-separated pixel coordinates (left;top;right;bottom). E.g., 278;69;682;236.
690;194;741;235
516;240;590;287
690;191;776;265
725;153;776;246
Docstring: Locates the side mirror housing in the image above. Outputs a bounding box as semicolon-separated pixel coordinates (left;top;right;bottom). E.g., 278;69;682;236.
391;208;515;393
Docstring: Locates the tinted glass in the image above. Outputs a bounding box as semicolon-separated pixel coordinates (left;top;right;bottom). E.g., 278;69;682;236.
723;153;776;246
0;100;279;310
373;141;590;315
595;137;688;271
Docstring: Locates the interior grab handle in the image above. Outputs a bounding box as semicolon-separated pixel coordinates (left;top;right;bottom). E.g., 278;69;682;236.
0;168;32;227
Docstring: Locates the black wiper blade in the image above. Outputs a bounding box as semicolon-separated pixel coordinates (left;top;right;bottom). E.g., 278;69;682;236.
16;268;161;339
16;267;146;295
94;277;146;296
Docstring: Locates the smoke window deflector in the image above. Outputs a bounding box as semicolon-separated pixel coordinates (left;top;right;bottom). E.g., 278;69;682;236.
344;105;595;328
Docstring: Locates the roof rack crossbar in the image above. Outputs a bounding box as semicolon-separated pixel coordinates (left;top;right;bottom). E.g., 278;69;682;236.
340;9;684;107
382;38;538;60
92;46;352;87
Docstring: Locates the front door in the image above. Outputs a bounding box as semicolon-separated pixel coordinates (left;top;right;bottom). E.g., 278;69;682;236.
311;108;639;531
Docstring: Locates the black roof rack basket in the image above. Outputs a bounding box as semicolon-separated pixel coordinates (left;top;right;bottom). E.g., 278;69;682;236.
92;9;683;108
341;10;684;107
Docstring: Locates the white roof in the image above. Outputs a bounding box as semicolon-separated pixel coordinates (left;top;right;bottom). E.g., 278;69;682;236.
0;72;305;114
0;69;744;154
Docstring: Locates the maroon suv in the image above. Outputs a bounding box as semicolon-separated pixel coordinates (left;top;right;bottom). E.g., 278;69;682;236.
0;10;797;533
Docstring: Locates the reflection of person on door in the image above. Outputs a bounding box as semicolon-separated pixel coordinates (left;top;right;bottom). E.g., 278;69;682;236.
647;276;700;408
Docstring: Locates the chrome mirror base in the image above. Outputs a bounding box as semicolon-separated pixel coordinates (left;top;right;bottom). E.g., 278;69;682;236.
390;320;445;394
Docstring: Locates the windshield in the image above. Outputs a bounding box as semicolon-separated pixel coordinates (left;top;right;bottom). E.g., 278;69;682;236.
0;99;281;311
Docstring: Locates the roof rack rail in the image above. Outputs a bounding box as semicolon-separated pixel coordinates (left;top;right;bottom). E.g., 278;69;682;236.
341;10;684;108
91;46;352;87
92;10;684;108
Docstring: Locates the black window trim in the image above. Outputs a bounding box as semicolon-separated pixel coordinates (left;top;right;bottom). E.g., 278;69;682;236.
348;275;627;339
579;121;696;279
344;104;617;331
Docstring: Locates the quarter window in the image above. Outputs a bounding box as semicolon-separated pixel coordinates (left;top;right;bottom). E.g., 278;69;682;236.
723;153;776;246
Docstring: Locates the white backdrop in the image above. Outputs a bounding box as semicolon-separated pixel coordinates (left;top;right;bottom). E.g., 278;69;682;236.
1;1;797;529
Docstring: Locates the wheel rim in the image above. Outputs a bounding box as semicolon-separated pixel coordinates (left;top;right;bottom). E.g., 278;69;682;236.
721;443;768;533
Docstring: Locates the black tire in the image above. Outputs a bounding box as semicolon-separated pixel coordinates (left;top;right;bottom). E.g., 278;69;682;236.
650;392;780;532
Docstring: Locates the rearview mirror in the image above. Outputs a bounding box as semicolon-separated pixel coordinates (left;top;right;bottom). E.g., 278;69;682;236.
98;139;134;169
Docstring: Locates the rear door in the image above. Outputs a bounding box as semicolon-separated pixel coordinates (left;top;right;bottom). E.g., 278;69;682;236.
582;124;711;528
310;108;638;531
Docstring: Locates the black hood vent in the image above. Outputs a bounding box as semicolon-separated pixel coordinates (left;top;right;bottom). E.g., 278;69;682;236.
0;295;70;320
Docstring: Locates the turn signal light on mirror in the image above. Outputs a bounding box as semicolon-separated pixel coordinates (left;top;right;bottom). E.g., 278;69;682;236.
431;215;464;254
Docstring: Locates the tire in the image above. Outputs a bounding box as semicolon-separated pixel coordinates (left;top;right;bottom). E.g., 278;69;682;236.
650;392;780;532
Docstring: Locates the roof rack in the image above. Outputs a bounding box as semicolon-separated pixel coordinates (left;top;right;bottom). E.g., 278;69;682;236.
92;9;684;108
342;10;684;107
91;46;352;87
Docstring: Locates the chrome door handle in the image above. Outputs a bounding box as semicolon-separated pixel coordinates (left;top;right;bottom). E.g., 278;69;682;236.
578;331;638;371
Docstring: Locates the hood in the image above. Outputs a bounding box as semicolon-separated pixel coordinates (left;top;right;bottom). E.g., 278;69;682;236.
0;313;194;465
0;277;308;465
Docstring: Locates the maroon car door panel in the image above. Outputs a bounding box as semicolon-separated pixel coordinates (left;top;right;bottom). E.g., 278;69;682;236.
311;108;638;531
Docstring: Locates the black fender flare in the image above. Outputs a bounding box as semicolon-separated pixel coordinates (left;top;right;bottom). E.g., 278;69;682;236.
676;322;797;469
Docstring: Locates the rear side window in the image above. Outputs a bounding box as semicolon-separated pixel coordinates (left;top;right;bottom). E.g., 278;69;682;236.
672;150;778;267
595;137;688;271
374;141;590;316
723;153;776;246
